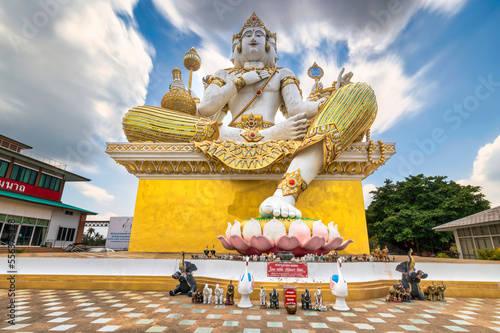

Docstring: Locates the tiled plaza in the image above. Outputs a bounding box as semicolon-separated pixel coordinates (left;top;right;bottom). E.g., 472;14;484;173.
1;289;500;332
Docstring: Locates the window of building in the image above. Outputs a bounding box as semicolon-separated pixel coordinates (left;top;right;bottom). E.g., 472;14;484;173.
9;164;38;185
56;227;76;242
0;215;49;246
39;173;62;191
456;223;500;259
0;159;9;178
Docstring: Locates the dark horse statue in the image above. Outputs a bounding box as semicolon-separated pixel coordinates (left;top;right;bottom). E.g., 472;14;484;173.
169;253;197;297
395;249;428;300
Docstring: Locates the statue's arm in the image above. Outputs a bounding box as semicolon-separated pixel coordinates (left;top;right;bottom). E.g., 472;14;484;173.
198;70;236;117
280;69;323;119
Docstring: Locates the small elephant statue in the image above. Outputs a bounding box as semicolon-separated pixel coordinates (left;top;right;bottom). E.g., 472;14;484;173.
169;261;197;297
396;249;428;300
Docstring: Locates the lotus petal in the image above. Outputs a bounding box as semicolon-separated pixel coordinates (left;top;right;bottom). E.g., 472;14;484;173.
218;236;235;250
262;218;286;245
301;235;326;251
312;220;328;241
250;235;274;252
336;239;354;251
321;236;344;252
242;218;262;242
230;220;241;236
276;235;301;251
328;222;340;241
229;235;251;252
289;219;311;245
225;222;232;239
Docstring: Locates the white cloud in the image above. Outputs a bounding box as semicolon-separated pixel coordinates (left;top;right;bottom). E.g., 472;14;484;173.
0;0;153;168
71;183;114;202
362;183;377;208
458;134;500;207
151;0;465;134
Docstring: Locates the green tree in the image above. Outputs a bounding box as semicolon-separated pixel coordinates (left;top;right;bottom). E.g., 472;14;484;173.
82;229;106;246
366;174;490;254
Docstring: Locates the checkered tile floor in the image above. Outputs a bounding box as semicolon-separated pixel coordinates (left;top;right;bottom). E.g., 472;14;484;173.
2;289;500;332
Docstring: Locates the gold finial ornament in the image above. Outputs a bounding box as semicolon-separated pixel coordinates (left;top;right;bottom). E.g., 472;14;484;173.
161;66;197;115
307;62;324;84
183;47;201;90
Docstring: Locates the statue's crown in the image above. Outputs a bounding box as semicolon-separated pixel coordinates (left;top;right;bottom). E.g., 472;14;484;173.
233;12;276;43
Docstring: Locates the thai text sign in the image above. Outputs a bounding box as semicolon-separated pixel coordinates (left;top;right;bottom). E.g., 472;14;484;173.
267;263;308;278
105;217;133;250
0;176;60;201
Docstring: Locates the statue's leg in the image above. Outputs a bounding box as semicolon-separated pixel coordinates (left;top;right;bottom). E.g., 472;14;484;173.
260;82;377;217
260;142;323;218
123;106;220;143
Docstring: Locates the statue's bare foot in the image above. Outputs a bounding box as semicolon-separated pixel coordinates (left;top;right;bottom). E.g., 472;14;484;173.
259;195;302;218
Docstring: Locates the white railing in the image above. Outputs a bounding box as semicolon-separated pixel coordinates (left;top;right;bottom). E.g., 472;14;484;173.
21;150;67;170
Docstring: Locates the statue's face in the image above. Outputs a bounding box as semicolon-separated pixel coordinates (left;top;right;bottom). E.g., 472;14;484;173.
241;27;266;62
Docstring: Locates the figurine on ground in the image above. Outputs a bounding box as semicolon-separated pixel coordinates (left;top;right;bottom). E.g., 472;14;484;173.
192;289;203;303
301;288;312;310
436;282;446;301
396;249;428;300
314;287;326;310
170;257;197;297
203;284;213;304
269;288;279;309
211;245;216;258
260;286;267;308
204;246;210;258
225;281;235;305
214;284;224;305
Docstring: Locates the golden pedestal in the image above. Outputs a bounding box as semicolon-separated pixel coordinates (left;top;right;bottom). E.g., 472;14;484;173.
106;142;395;254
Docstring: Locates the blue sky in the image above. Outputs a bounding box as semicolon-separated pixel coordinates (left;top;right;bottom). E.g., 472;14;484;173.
1;0;499;219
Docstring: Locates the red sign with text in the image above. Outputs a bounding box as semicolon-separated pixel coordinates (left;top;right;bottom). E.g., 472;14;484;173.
0;177;61;201
267;263;308;278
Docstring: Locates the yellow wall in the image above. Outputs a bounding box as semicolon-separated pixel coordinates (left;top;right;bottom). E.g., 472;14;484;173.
129;179;369;254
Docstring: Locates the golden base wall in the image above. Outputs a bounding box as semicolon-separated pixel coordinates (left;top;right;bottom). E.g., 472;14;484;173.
129;179;369;254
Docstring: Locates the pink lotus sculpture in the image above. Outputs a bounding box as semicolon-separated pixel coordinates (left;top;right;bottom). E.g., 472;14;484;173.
218;218;353;256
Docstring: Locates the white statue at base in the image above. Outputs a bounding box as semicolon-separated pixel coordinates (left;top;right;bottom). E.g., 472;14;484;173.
330;258;349;311
214;284;224;305
237;258;254;308
203;284;212;304
314;287;326;311
260;286;267;308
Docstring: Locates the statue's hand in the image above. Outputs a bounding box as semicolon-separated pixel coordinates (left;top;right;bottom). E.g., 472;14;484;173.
335;68;353;89
242;70;271;85
262;112;308;141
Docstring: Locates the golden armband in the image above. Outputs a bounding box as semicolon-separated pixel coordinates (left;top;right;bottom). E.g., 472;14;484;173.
277;169;308;200
232;76;246;92
281;76;303;97
207;76;226;87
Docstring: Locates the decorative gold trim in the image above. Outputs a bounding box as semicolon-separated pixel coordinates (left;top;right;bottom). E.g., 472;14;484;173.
231;114;274;130
207;76;226;87
191;118;220;142
240;128;264;142
277;169;308;200
195;140;299;171
232;76;246;92
281;76;302;97
106;142;394;153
